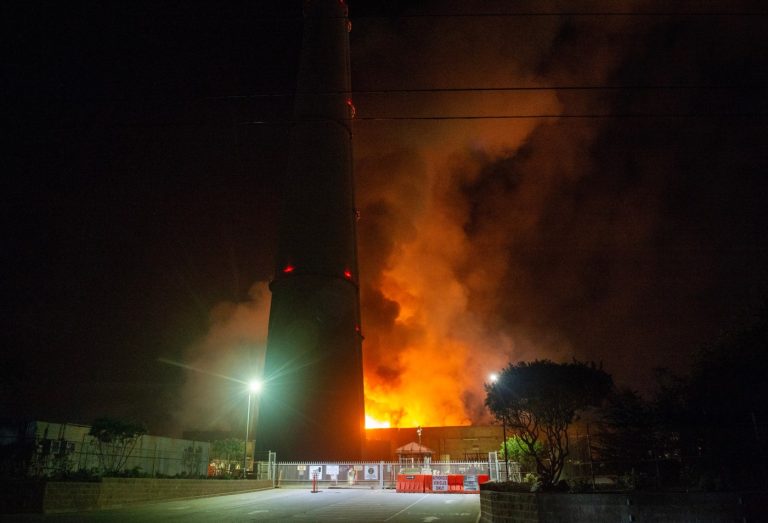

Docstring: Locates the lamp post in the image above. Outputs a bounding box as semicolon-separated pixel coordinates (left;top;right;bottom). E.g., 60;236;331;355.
243;379;262;478
416;425;423;467
489;373;510;482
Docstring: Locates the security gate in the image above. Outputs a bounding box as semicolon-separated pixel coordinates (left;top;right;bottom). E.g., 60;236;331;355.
271;460;493;490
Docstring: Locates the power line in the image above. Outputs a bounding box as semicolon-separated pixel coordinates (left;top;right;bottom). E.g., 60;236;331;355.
34;111;768;132
207;12;768;19
15;84;762;105
211;84;765;100
351;12;768;18
238;113;768;124
354;113;768;120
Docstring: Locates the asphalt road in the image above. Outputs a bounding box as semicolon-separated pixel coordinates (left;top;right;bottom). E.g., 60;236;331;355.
3;488;481;522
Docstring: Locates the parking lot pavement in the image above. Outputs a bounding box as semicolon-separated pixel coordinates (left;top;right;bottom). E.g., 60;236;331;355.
2;488;481;523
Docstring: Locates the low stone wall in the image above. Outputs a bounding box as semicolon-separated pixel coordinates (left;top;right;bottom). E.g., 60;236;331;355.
479;488;768;522
23;478;271;514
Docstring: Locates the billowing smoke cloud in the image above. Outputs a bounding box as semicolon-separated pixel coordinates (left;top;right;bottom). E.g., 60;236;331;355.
176;0;767;431
174;282;270;431
352;0;768;426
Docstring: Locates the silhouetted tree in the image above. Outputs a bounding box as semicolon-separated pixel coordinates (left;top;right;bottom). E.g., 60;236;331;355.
88;417;147;475
500;435;540;473
485;359;613;488
182;445;204;476
655;305;768;490
596;389;662;460
594;388;674;488
210;438;244;477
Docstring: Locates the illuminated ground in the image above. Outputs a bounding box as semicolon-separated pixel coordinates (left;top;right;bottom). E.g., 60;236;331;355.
3;488;480;522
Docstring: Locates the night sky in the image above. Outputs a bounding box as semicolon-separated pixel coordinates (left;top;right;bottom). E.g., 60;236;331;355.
4;1;768;436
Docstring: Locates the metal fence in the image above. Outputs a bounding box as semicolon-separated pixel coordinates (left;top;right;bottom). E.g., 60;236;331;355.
272;460;494;489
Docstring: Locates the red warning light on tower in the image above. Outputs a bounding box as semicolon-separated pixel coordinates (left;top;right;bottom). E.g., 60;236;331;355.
343;269;352;279
345;98;356;119
283;265;295;274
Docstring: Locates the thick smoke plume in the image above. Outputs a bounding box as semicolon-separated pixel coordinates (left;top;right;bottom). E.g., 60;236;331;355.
174;283;269;431
352;0;768;427
178;0;767;431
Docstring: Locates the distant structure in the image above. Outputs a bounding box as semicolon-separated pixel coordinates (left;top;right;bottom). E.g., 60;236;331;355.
255;0;365;460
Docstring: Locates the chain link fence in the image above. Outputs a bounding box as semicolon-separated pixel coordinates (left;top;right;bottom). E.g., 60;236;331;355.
272;460;494;489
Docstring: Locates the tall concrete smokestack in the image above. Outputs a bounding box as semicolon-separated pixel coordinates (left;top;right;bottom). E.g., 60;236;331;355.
255;0;364;460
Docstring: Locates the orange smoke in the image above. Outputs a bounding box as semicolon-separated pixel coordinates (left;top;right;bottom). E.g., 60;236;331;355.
356;95;561;428
351;3;639;428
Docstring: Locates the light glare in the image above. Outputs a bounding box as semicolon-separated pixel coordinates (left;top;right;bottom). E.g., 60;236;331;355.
365;415;391;429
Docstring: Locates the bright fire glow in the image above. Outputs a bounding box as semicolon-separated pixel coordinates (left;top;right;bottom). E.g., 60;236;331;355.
365;415;391;429
356;77;557;430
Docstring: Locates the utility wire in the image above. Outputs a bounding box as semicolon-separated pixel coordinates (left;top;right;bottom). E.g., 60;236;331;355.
239;113;768;124
354;113;768;120
251;12;768;18
35;112;768;132
212;84;766;100
351;12;768;17
15;84;763;104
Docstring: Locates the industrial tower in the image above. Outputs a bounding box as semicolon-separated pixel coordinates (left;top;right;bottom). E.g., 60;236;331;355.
255;0;365;460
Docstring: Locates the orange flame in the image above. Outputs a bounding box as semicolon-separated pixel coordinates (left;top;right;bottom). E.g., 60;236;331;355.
356;80;563;428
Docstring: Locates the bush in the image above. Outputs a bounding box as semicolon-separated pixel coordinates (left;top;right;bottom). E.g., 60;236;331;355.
49;468;102;482
104;466;145;478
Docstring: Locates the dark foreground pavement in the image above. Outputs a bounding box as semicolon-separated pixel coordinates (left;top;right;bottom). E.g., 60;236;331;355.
2;488;480;522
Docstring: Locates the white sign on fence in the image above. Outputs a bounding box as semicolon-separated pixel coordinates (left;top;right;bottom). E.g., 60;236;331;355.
464;475;478;491
364;464;378;480
432;475;449;491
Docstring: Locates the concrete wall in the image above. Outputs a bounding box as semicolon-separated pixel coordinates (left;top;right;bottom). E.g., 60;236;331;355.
480;490;768;522
21;420;211;477
0;421;210;477
9;478;271;514
480;491;538;523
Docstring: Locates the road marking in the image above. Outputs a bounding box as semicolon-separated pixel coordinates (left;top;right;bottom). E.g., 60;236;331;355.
384;494;428;522
248;509;269;514
168;505;190;510
422;517;439;522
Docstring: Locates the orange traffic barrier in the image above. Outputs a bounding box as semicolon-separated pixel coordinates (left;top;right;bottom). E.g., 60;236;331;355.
396;474;426;493
448;474;464;491
401;473;492;494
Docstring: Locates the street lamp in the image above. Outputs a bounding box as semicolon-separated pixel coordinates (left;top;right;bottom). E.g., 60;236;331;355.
416;425;424;467
489;373;510;482
243;379;262;478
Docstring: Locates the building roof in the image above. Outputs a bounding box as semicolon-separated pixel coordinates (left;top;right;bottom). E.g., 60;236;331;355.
395;441;434;455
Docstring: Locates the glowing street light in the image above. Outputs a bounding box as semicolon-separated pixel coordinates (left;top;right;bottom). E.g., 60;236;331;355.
489;372;510;482
243;379;263;477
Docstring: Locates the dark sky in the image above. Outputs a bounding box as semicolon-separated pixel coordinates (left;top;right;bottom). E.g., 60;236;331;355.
4;0;768;435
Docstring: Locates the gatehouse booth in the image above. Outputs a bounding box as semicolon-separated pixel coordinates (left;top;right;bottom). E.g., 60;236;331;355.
396;441;434;471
